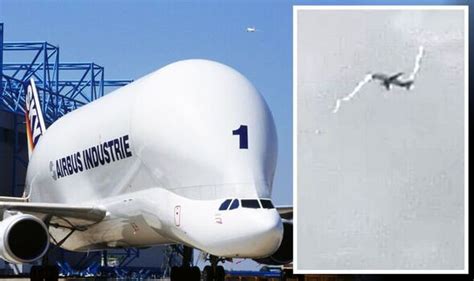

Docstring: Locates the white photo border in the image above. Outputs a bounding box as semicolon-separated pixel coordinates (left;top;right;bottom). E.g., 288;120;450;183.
293;5;469;274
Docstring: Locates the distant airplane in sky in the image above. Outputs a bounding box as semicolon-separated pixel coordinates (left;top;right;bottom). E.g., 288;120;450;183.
246;27;257;32
371;72;414;90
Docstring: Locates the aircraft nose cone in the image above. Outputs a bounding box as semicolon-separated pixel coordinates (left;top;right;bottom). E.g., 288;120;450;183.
203;209;284;258
247;210;284;257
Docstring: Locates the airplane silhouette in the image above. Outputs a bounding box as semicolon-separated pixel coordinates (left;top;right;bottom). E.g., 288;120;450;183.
371;72;414;90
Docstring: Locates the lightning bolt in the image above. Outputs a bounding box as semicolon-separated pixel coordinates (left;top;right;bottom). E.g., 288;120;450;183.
332;74;373;113
408;45;424;81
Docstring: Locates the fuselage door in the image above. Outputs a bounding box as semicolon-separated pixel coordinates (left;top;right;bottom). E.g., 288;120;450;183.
174;205;181;227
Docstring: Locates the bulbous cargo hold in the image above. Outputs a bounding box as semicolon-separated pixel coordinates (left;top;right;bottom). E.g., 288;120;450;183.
12;59;290;280
26;59;278;205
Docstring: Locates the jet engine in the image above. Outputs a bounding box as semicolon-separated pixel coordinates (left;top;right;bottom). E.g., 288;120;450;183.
0;214;50;263
253;220;292;265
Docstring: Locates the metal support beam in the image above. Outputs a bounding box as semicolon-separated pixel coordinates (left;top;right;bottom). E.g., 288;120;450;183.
1;23;3;97
11;114;17;197
182;246;193;268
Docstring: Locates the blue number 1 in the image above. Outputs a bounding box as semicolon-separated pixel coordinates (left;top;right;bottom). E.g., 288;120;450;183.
232;125;248;149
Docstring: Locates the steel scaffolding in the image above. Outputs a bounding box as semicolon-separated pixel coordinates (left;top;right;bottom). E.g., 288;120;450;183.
1;24;132;124
0;23;132;195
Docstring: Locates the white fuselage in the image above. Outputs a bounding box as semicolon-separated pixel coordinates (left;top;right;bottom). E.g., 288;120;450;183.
24;60;282;258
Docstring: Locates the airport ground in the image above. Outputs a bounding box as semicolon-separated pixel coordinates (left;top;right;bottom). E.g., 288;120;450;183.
0;276;352;281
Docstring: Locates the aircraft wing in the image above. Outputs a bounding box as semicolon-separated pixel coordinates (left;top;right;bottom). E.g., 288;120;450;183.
276;205;293;220
388;72;404;81
0;201;107;224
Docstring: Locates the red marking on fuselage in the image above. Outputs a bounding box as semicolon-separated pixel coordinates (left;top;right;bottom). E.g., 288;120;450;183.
25;111;35;153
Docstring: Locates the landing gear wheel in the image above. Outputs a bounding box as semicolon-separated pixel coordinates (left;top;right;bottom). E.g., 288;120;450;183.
215;265;225;281
170;266;182;281
29;265;59;281
191;266;201;281
44;265;59;281
171;266;200;281
30;266;42;281
202;265;213;281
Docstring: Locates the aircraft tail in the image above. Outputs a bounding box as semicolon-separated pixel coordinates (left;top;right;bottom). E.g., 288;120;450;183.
388;72;404;81
404;81;414;90
25;79;47;159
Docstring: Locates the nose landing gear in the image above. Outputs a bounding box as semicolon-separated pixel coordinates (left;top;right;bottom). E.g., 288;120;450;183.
170;246;201;281
169;246;226;281
202;255;225;281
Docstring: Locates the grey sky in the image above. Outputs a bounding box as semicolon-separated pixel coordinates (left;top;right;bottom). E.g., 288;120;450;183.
296;8;466;270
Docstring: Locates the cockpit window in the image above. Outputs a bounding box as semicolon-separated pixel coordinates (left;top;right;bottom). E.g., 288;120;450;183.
241;199;261;209
229;199;240;210
219;199;232;211
260;199;275;209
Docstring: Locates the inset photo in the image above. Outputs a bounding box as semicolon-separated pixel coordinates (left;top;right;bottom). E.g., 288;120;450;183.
294;6;467;273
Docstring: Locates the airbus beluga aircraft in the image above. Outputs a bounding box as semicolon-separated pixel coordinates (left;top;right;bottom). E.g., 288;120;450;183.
0;60;292;281
371;72;414;90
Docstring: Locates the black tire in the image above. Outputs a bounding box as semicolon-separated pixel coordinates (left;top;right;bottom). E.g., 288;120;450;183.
170;266;181;281
181;267;191;279
216;265;225;281
43;265;59;281
30;265;43;281
202;265;213;281
191;266;201;281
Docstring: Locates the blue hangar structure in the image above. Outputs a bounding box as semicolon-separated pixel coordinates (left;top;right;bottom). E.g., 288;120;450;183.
0;23;183;278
